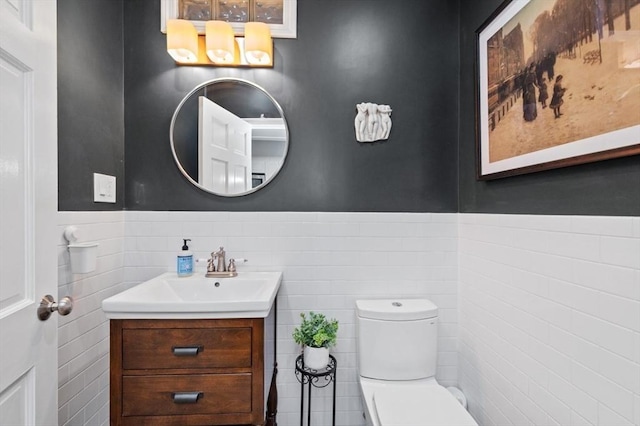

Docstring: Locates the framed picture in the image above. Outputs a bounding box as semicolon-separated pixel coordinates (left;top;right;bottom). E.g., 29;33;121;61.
476;0;640;179
160;0;297;38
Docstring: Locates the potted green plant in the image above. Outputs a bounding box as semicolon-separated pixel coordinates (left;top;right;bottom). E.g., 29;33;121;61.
292;311;339;369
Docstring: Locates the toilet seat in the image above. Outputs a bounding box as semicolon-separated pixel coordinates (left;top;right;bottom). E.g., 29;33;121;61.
373;385;477;426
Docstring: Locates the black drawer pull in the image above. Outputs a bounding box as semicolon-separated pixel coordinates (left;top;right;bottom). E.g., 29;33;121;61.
172;391;203;404
172;346;203;356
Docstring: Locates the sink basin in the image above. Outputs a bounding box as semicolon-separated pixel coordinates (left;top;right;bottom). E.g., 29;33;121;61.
102;271;282;319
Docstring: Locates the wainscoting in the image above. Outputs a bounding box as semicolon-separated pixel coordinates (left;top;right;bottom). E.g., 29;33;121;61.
56;212;639;426
459;214;639;426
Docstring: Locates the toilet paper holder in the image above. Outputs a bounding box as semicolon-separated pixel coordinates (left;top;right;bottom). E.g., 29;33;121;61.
64;226;98;274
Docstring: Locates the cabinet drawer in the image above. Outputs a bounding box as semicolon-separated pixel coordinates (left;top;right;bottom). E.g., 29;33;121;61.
122;327;252;370
121;374;252;416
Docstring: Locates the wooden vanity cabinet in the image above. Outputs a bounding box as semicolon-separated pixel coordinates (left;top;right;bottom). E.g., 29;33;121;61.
110;318;265;426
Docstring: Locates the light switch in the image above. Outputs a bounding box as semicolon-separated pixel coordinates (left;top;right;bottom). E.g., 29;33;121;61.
93;173;116;203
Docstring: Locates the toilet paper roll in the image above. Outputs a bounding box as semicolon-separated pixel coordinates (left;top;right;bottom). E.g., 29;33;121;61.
446;386;468;410
64;225;80;243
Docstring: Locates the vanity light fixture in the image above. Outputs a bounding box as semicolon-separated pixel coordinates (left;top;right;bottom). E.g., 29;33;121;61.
205;20;236;64
244;22;272;65
166;19;273;67
167;19;199;63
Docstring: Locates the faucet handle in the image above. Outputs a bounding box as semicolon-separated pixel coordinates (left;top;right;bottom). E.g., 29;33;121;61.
227;258;247;273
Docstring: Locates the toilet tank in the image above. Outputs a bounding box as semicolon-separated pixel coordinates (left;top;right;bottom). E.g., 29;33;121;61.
356;299;438;381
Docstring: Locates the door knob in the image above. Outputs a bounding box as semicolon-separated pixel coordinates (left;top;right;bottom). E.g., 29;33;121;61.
37;294;74;321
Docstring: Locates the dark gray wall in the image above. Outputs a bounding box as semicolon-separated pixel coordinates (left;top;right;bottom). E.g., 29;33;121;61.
123;0;460;211
458;0;640;216
58;0;125;211
58;0;639;215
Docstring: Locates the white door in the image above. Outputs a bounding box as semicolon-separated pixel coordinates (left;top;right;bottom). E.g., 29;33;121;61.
0;1;58;425
198;96;252;194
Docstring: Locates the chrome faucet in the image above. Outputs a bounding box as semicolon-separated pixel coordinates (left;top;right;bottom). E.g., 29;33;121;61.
215;246;226;272
205;247;239;277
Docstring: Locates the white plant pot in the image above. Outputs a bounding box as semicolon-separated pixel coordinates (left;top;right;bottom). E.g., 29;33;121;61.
303;346;329;370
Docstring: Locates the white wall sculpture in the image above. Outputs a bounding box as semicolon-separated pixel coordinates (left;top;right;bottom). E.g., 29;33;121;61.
354;102;392;142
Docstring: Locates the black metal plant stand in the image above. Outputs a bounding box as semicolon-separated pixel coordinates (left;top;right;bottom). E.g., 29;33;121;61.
294;354;337;426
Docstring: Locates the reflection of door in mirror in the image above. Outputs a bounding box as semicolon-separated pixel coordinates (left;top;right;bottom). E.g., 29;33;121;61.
198;96;252;194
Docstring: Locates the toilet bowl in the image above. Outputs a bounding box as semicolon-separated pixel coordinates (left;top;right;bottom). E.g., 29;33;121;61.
356;299;477;426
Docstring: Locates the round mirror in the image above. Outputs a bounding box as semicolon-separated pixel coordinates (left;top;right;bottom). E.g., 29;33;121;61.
170;78;289;196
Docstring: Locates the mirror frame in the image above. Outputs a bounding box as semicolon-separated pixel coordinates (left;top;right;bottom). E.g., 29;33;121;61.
170;77;289;197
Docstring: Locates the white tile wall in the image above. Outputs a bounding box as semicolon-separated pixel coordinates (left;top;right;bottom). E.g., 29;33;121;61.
57;212;125;426
56;212;640;426
459;214;640;426
122;211;459;425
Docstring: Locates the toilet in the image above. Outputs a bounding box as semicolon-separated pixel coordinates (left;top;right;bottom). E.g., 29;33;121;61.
356;299;477;426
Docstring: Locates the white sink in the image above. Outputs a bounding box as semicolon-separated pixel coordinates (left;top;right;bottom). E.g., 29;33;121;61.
102;271;282;319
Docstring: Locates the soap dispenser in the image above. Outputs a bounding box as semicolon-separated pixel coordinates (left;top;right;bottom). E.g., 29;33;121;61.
177;239;193;277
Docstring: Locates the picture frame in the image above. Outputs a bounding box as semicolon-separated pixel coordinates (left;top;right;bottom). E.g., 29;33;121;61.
476;0;640;180
160;0;297;39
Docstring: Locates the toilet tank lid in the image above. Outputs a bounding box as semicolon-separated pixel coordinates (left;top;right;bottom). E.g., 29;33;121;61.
356;299;438;321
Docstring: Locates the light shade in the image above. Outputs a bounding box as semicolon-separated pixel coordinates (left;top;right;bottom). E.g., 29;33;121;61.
205;21;236;64
244;22;272;65
167;19;198;63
